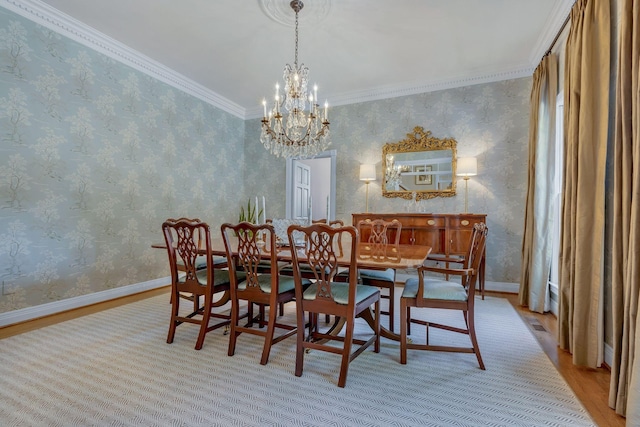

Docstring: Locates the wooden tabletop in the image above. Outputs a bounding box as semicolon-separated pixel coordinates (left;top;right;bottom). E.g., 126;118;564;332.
153;236;431;270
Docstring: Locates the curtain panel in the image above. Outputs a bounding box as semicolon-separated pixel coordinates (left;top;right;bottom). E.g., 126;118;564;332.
610;0;640;418
519;55;557;313
558;0;610;367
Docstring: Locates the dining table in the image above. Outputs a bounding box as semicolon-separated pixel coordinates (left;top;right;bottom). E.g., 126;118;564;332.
153;233;431;341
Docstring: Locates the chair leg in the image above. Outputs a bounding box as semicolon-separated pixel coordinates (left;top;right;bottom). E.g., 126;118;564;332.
228;296;239;357
193;293;200;313
167;289;179;344
247;302;254;327
387;285;395;332
338;317;354;388
374;299;380;353
194;292;210;350
407;306;411;335
309;312;318;335
295;309;306;377
400;299;407;364
259;305;266;328
467;309;485;370
260;302;277;365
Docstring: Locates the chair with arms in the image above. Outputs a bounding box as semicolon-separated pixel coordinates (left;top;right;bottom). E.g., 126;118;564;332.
221;221;310;365
162;218;237;350
337;218;402;332
400;222;488;369
288;223;380;387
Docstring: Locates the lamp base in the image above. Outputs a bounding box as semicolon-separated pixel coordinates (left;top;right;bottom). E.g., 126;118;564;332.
365;182;370;213
463;177;469;214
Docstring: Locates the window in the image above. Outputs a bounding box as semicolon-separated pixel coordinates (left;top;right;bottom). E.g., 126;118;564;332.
548;92;563;316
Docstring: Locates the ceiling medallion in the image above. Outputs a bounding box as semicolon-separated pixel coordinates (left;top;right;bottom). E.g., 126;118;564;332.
259;0;332;27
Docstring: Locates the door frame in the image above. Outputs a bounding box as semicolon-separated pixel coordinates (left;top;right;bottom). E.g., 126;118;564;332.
285;149;337;220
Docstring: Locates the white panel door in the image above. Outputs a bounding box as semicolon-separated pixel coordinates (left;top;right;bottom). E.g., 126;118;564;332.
293;161;311;221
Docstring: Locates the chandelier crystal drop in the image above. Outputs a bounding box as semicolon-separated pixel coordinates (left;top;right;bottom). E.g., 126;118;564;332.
260;0;330;159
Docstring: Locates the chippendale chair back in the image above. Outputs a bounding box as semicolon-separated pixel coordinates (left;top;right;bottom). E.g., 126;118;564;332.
347;218;402;332
288;223;380;387
221;221;308;365
162;218;233;350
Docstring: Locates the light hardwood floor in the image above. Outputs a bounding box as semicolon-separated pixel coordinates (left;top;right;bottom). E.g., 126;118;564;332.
0;288;626;426
498;292;626;427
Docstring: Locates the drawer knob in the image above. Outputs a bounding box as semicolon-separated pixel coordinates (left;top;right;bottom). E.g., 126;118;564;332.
427;220;435;225
461;220;470;226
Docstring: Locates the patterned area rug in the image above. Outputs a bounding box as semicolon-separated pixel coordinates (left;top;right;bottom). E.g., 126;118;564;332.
0;294;595;426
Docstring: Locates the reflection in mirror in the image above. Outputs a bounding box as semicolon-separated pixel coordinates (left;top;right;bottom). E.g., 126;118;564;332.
382;127;457;200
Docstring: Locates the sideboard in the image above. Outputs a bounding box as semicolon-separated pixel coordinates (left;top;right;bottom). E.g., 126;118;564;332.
352;213;487;298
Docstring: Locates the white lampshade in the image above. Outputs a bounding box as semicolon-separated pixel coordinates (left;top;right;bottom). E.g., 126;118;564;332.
457;157;478;177
359;164;376;182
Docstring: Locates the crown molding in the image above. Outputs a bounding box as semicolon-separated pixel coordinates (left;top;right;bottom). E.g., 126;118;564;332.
528;0;575;64
1;0;247;119
3;0;555;122
245;66;535;119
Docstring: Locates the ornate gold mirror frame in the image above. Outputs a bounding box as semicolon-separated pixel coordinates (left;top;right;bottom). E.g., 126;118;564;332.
382;127;457;200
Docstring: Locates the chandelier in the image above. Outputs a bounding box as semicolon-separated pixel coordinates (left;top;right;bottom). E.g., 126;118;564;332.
385;155;402;188
260;0;330;159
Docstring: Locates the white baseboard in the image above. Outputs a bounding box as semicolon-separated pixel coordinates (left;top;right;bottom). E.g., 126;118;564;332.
0;277;170;327
484;281;519;294
604;343;613;368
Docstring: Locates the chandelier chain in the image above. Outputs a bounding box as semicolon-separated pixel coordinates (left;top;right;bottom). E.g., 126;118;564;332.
294;9;299;67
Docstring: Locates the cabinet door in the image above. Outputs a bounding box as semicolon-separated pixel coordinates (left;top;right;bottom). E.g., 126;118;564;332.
448;216;485;255
413;216;446;252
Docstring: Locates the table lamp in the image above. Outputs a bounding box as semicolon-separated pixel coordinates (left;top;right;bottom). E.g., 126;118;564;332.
456;157;477;213
359;164;376;213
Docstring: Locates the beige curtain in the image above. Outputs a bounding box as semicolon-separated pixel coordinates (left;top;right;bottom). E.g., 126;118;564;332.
558;0;609;367
519;55;557;313
610;0;640;418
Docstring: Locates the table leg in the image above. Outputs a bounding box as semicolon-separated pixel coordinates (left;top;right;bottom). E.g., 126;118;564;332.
357;308;400;341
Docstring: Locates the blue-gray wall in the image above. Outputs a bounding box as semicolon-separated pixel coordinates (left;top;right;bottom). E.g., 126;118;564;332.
246;79;531;285
0;6;530;314
0;9;245;312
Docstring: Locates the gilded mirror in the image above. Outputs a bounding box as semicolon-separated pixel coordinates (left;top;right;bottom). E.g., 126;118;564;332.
382;127;457;200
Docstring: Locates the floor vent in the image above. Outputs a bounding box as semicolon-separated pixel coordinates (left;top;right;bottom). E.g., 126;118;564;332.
531;324;547;332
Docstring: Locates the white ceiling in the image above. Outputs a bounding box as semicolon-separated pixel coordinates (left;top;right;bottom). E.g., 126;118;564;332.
14;0;573;118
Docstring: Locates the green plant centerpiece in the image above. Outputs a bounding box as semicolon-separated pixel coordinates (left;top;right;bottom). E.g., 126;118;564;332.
237;199;265;239
238;199;264;224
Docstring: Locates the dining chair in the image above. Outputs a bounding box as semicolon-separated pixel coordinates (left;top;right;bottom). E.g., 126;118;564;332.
162;218;237;350
288;223;380;387
280;219;345;279
164;217;228;311
284;219;345;324
400;222;488;369
337;218;402;332
221;221;310;365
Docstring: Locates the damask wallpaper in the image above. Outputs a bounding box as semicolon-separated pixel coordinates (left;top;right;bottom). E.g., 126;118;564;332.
0;9;245;313
0;5;530;315
246;78;531;286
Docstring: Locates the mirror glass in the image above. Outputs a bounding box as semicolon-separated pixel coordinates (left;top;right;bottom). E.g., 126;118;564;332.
382;127;457;200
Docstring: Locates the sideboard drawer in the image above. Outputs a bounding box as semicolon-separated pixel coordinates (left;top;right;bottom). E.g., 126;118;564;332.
449;216;483;229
